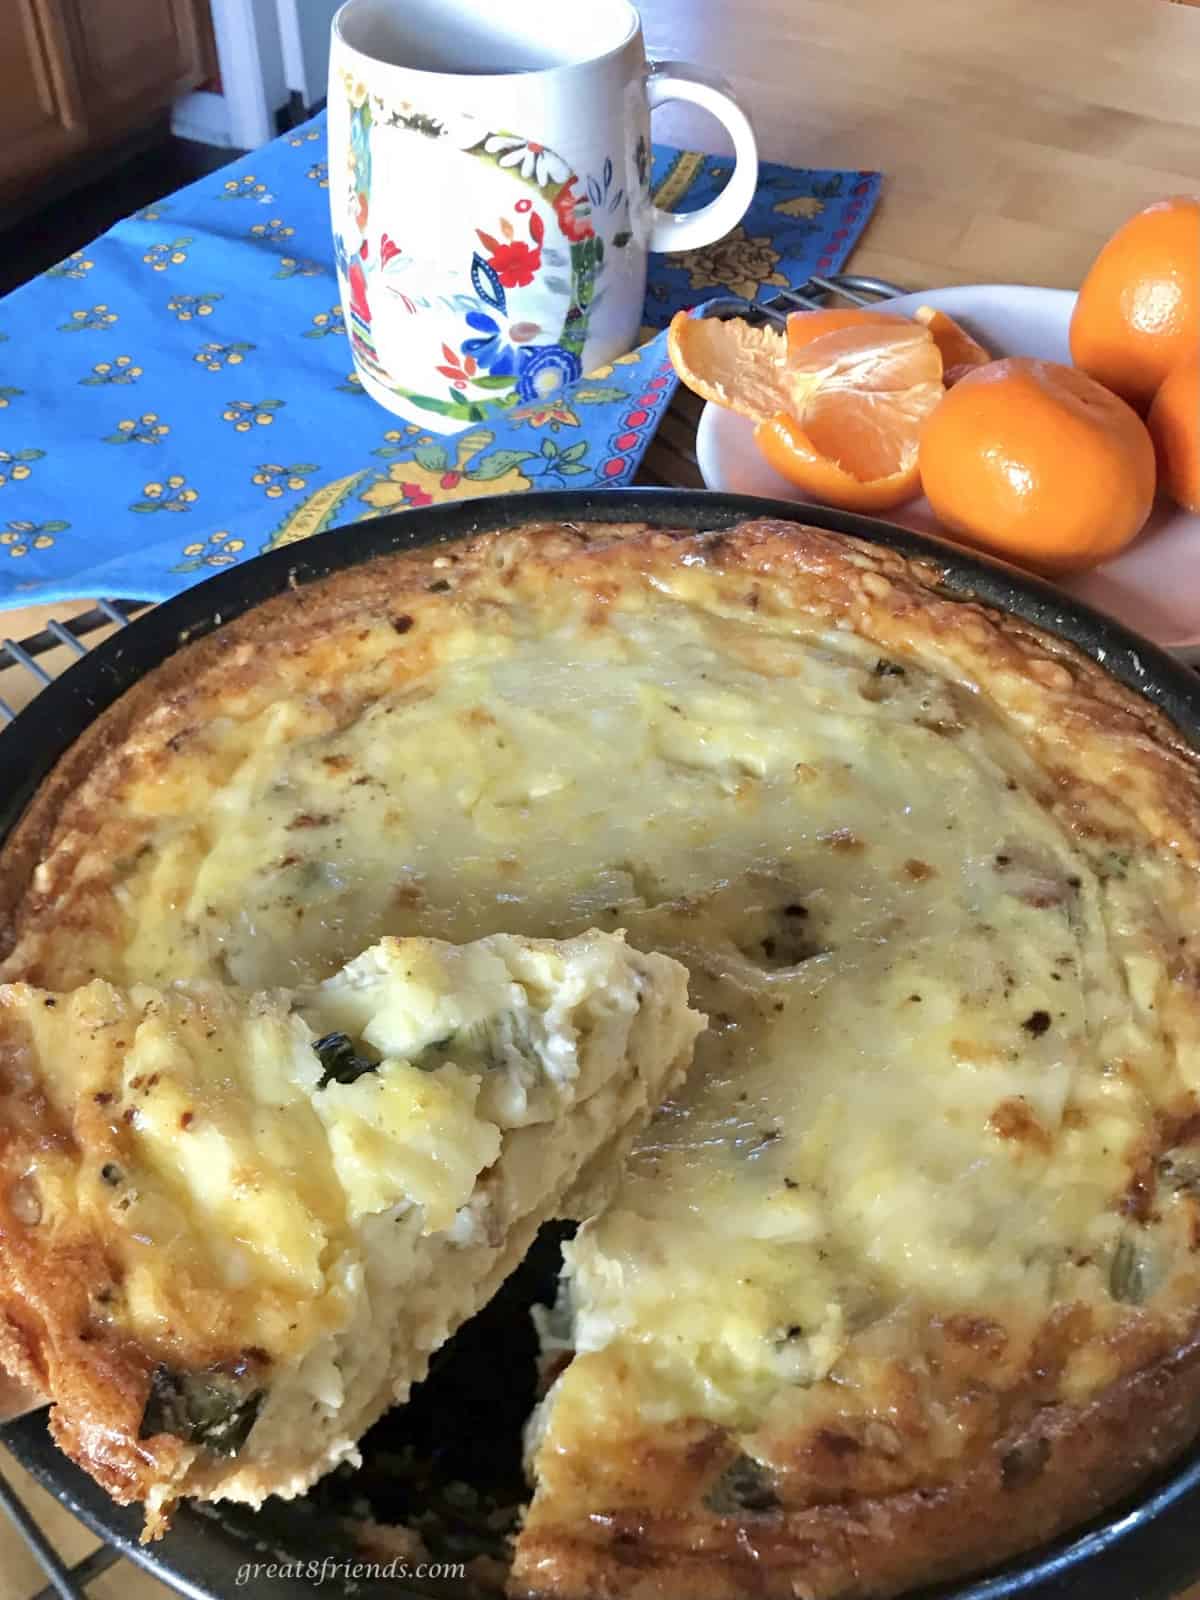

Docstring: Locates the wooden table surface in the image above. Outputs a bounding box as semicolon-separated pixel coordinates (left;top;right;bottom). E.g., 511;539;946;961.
3;1;1200;1595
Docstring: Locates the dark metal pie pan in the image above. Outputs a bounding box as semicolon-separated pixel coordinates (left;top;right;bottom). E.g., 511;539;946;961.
3;488;1199;1599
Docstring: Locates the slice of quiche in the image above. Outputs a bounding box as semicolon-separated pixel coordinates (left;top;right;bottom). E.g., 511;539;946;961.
0;930;702;1536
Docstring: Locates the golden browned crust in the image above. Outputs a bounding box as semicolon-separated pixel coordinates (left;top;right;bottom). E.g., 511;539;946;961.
0;1100;187;1506
2;516;1200;1590
512;1327;1200;1600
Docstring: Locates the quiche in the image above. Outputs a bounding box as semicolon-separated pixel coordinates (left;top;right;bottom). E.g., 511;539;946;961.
0;931;701;1534
1;514;1200;1596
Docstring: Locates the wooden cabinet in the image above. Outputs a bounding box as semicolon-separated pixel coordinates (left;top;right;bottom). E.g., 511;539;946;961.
0;1;86;197
63;0;208;127
0;0;214;213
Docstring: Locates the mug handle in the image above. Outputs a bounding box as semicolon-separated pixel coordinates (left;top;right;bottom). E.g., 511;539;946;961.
644;61;759;253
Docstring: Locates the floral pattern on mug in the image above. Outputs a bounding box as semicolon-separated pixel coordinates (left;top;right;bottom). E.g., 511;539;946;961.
553;180;595;243
482;135;569;188
478;212;545;289
331;79;629;425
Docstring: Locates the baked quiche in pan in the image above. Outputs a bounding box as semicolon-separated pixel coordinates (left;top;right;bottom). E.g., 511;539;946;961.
1;515;1200;1598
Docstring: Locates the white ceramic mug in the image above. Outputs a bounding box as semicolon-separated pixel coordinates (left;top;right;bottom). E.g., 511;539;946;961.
328;0;757;429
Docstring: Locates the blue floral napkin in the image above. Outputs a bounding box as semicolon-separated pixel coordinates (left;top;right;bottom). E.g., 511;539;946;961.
0;114;879;603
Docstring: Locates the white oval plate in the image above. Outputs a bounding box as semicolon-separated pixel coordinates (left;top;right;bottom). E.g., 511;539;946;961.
695;284;1200;662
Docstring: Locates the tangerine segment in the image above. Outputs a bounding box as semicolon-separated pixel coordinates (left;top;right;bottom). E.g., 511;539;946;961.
786;319;944;395
755;411;924;512
785;306;905;355
1069;195;1200;410
1147;358;1200;513
668;311;804;424
913;306;992;385
918;357;1156;575
802;379;944;477
749;320;943;513
753;322;943;513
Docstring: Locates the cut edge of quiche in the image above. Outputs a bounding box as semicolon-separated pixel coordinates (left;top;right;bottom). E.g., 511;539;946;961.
0;929;704;1537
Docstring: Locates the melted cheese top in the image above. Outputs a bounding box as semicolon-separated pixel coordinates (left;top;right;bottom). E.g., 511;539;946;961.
9;536;1200;1467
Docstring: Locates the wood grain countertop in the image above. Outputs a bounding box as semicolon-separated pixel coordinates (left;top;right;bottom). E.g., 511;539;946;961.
3;1;1200;1595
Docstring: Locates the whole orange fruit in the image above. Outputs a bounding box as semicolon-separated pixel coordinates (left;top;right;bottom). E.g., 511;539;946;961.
1147;357;1200;513
917;358;1156;574
1069;196;1200;411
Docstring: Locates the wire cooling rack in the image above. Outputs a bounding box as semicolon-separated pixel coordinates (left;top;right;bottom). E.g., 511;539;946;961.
0;271;903;1600
0;601;148;724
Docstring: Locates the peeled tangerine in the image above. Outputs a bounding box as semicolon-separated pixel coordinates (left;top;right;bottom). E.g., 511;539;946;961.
668;308;944;512
917;358;1157;575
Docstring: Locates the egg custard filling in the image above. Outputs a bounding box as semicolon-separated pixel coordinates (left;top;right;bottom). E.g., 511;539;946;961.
0;931;700;1531
1;517;1199;1598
